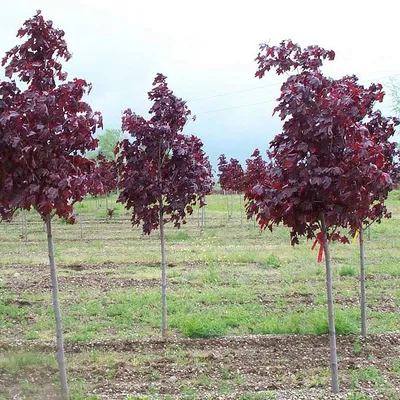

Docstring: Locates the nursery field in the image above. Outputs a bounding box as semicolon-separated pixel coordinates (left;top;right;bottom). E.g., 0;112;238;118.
1;193;400;400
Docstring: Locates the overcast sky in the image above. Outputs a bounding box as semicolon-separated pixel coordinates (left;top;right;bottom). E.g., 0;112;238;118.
1;0;399;169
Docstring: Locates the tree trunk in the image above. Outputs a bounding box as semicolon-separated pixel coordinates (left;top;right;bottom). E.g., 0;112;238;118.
22;209;28;241
320;214;339;393
159;201;167;338
80;216;83;240
239;193;243;227
45;214;69;400
359;228;367;336
226;194;230;219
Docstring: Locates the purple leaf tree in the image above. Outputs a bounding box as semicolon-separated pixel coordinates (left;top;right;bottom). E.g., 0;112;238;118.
89;153;118;213
0;11;102;399
217;155;244;219
242;149;268;191
117;74;213;337
346;109;399;336
247;39;398;393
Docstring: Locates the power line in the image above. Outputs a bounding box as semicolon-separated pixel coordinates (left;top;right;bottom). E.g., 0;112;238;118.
194;73;400;116
190;82;281;102
190;74;400;104
196;99;276;115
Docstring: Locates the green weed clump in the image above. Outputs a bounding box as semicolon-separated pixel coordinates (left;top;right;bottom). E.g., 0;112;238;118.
339;265;356;277
0;352;57;373
349;366;385;391
239;392;276;399
255;309;358;335
166;230;190;242
180;315;227;338
263;253;282;269
347;394;372;400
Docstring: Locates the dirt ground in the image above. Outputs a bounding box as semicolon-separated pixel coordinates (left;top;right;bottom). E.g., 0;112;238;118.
1;261;400;399
1;333;400;399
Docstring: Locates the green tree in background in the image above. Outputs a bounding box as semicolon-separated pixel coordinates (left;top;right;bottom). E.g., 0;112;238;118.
88;128;122;160
388;77;400;116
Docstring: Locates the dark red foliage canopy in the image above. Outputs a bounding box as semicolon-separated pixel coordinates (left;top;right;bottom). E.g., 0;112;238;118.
0;11;103;222
217;154;244;192
246;40;398;244
117;74;213;234
89;153;118;197
242;149;269;191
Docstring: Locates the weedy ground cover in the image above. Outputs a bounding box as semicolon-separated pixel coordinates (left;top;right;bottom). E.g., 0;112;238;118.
0;193;399;399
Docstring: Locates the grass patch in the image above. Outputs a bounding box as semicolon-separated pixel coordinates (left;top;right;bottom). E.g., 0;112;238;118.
180;314;227;337
262;253;282;269
0;352;57;373
255;309;358;335
349;366;386;389
239;392;276;399
166;230;190;242
347;394;372;400
339;265;357;277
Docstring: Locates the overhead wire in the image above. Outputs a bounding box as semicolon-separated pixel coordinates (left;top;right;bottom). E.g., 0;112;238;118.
193;73;400;116
190;82;282;102
196;100;276;115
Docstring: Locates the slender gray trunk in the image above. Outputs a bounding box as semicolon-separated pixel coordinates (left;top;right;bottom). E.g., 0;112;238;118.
23;209;28;242
45;214;69;400
239;194;243;227
226;194;230;219
359;228;367;336
159;201;167;338
320;214;339;393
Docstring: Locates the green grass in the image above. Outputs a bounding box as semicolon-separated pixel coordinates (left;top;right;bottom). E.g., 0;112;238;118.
0;352;57;373
262;253;282;269
347;394;372;400
349;366;386;390
1;192;400;398
339;265;357;277
239;392;276;399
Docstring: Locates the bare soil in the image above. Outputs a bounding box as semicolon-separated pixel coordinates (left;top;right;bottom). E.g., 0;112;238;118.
1;333;400;399
1;262;400;399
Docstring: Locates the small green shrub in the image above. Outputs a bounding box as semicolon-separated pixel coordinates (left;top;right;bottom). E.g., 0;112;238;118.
353;339;361;354
391;359;400;373
339;265;356;277
197;374;212;386
221;367;232;380
357;366;385;384
349;371;359;389
263;254;281;269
